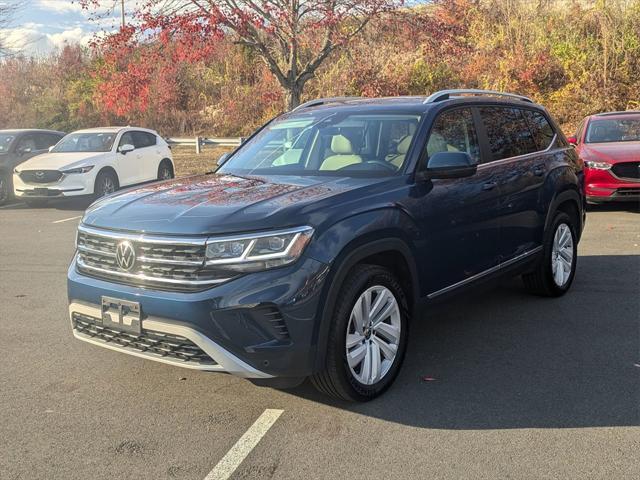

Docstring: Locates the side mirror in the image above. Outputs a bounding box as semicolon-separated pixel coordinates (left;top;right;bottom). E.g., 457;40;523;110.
421;151;477;180
48;145;55;152
119;144;135;154
217;153;231;166
18;147;32;156
567;136;577;146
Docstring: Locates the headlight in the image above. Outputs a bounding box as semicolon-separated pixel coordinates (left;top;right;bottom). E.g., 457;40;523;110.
584;160;611;170
62;165;94;174
205;226;313;273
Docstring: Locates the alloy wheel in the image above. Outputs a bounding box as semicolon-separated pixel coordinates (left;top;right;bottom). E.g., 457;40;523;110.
345;285;401;385
551;223;574;287
159;166;172;180
99;176;116;196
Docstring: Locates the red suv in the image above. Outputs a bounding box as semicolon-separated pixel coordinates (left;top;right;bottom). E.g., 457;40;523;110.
569;111;640;204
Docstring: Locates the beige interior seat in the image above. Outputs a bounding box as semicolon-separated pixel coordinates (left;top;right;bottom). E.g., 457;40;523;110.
386;135;413;168
427;131;460;157
320;135;362;171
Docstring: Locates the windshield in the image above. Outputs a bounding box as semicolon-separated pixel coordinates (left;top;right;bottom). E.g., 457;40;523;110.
0;134;15;153
218;111;422;177
52;132;116;153
585;117;640;143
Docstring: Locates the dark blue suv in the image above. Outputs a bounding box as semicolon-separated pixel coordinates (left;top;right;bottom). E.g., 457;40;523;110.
68;90;585;401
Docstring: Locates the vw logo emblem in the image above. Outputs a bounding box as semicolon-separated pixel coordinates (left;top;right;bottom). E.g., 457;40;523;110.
115;241;136;271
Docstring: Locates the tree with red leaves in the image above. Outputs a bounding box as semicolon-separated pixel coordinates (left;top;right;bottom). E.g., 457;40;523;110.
81;0;402;110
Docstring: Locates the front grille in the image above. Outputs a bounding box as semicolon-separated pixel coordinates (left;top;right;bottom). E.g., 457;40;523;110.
19;170;63;183
76;225;234;291
72;312;216;365
611;162;640;180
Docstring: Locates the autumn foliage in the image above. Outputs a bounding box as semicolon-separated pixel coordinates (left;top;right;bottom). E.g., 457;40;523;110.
0;0;639;137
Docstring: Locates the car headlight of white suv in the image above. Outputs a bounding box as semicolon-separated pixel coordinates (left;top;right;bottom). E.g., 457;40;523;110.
62;165;95;174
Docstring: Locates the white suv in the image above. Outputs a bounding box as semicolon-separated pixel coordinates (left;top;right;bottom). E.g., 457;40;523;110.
13;127;174;205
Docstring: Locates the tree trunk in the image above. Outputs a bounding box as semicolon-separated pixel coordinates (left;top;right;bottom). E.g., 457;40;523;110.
286;84;302;110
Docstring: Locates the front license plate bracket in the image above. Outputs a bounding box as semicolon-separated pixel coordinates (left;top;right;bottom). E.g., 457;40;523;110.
101;296;142;335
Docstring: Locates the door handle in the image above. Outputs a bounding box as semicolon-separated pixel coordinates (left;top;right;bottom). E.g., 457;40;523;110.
482;182;497;191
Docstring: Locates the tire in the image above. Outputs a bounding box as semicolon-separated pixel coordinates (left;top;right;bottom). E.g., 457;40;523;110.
522;211;577;297
0;172;11;205
158;160;174;180
94;170;118;198
311;264;409;401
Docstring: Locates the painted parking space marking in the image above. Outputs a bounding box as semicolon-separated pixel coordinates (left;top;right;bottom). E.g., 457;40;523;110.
52;215;82;224
204;409;284;480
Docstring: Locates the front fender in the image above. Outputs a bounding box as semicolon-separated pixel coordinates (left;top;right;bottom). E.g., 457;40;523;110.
304;208;422;372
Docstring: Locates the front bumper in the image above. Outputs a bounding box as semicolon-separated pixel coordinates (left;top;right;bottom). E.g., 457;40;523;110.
13;171;94;198
585;168;640;203
68;254;330;378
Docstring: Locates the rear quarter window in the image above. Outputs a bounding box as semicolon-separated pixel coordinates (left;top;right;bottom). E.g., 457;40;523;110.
523;110;556;150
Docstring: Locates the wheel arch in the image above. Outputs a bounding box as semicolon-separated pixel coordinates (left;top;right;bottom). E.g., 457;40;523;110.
544;187;584;241
311;235;419;373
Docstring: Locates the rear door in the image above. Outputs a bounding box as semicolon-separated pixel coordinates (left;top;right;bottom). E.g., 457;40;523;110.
411;107;502;296
478;106;553;262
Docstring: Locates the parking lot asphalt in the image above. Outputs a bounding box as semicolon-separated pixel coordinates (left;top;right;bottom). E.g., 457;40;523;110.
1;199;639;480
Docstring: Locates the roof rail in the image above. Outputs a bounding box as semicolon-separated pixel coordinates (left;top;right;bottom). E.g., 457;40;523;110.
424;89;533;104
292;97;362;112
594;110;640;117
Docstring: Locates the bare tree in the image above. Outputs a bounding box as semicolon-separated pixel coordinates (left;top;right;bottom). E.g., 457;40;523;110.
0;0;23;57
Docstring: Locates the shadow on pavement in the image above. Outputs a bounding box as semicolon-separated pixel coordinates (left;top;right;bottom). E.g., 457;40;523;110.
290;254;640;429
587;202;640;214
3;197;94;211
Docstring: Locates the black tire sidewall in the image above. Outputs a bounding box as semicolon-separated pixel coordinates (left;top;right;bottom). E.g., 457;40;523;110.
0;173;11;204
542;212;578;295
328;265;409;401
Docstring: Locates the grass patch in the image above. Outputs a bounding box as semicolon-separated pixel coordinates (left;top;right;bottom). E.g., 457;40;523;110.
171;145;234;177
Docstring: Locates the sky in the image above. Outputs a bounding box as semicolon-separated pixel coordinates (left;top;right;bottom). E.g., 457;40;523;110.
0;1;133;56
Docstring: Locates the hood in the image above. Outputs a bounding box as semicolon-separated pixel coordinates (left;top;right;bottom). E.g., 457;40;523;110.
82;173;387;235
580;142;640;163
16;152;110;171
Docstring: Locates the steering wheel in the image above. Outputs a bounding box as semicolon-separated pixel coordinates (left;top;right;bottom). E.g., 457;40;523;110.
367;160;398;172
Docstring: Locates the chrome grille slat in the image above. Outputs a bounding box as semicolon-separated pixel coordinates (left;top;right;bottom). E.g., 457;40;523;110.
76;225;234;291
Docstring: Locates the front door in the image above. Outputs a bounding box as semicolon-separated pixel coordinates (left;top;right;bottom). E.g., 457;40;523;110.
116;132;144;185
408;107;502;297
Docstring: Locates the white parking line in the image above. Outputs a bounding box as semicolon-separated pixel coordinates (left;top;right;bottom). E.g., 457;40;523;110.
204;409;284;480
52;215;82;224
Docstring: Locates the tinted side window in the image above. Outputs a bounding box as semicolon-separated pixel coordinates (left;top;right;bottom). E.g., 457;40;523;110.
133;132;157;148
119;132;135;148
480;107;538;160
424;108;480;165
34;133;61;150
16;135;37;152
523;110;555;150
